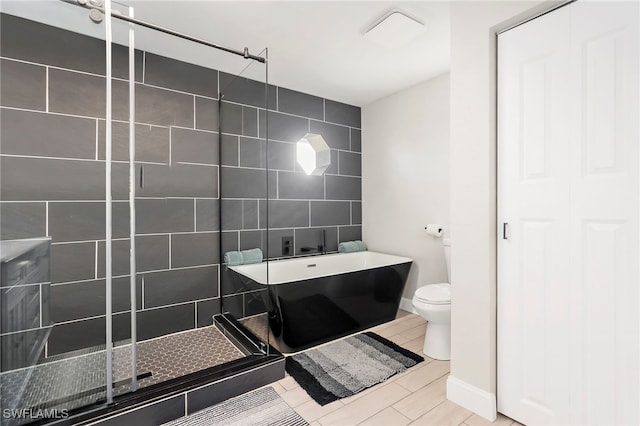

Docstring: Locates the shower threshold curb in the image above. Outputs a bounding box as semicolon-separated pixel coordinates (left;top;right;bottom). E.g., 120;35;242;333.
35;320;284;426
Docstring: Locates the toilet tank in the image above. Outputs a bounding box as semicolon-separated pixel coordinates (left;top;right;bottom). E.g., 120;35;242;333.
443;238;451;282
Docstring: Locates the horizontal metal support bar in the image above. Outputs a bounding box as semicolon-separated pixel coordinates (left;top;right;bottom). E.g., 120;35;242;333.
61;0;266;63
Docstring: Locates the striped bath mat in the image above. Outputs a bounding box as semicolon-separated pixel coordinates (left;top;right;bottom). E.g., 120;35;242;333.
285;331;424;405
164;387;307;426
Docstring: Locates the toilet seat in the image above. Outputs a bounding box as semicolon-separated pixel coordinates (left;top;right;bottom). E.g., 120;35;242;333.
414;283;450;305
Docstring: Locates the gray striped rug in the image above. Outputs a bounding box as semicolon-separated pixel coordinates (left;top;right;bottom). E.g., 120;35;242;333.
164;387;307;426
286;331;424;406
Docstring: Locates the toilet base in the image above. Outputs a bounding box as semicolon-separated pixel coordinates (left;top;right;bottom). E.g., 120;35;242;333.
423;322;450;361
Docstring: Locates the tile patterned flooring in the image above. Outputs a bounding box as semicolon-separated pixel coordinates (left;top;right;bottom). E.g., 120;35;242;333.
262;311;522;426
0;325;243;419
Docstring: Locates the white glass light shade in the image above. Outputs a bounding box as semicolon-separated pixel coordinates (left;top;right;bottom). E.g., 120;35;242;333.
296;133;331;176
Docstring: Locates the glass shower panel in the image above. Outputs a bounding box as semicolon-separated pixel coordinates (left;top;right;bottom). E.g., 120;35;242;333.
218;53;273;352
116;11;270;391
107;1;139;397
0;0;112;421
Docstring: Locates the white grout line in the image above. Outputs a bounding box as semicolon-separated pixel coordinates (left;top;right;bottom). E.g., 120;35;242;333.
323;98;326;121
141;276;145;309
45;201;49;236
194;199;197;232
39;283;43;328
350;201;353;226
95;119;99;160
168;234;172;268
45;66;49;112
174;161;217;168
95;241;99;279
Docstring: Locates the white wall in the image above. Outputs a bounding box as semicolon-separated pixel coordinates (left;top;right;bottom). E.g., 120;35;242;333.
447;0;559;420
362;73;450;304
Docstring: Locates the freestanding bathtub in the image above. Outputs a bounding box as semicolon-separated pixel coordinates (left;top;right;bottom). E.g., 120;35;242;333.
229;251;412;353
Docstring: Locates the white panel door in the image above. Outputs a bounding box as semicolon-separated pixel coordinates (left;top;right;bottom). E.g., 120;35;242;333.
498;1;638;425
498;6;572;425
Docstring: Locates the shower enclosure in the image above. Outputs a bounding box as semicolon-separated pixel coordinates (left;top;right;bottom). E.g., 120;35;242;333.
0;0;282;424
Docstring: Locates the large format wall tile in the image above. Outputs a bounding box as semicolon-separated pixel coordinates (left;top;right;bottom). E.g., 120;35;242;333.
325;175;362;200
49;276;137;322
136;303;195;340
260;111;308;142
97;235;170;276
325;99;361;128
137;163;218;198
98;120;170;164
220;135;239;166
310;120;350;151
171;127;218;165
351;201;362;225
351;129;362;152
0;202;46;239
143;266;218;308
338;225;362;243
50;242;96;283
219;101;242;135
239;137;266;168
219;72;276;109
0;14;105;75
338;151;362;176
0;157;126;201
294;227;338;254
144;53;218;98
0;59;46;110
49;68;129;120
196;298;221;327
171;232;220;268
196;199;219;232
195;96;219;132
0;14;143;80
268;141;295;171
135;83;194;127
220;167;275;199
259;200;310;229
221;199;242;231
48;202;129;242
310;201;350;226
277;87;324;120
265;228;295;258
239;230;263;252
135;198;194;234
1;108;96;159
277;171;324;199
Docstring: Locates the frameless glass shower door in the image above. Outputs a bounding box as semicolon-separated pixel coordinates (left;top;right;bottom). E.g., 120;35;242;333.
0;1;113;422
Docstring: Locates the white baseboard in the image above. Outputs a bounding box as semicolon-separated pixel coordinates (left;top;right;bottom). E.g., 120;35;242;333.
446;375;497;421
399;297;417;314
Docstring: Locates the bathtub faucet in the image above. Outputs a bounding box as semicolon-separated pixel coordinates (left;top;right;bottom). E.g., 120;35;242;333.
321;229;326;254
300;230;327;255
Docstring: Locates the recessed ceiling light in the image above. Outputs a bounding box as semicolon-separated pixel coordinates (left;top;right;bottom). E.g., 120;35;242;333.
364;9;426;48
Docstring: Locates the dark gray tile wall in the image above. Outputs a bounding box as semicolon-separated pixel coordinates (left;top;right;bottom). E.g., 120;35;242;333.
0;13;361;357
218;69;362;320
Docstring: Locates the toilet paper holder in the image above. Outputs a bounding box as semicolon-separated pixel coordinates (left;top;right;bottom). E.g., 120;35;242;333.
424;224;443;237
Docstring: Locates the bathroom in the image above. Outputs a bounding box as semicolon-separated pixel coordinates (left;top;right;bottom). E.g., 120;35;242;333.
0;1;637;425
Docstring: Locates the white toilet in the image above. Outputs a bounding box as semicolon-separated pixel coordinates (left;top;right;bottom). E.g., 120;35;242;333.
412;238;451;360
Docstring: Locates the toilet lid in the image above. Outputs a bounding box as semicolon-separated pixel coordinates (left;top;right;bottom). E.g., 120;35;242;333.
415;283;450;304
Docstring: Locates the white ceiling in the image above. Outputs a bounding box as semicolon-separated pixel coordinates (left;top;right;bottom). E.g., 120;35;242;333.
3;0;450;106
128;1;451;106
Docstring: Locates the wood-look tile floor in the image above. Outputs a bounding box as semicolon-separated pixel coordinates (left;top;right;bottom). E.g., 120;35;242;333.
264;311;522;426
